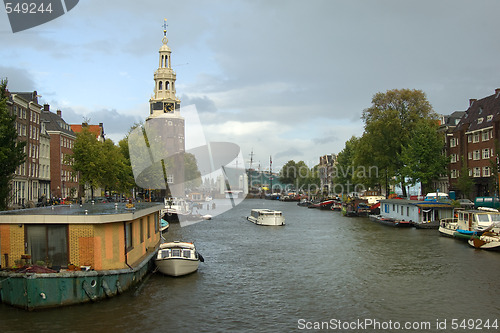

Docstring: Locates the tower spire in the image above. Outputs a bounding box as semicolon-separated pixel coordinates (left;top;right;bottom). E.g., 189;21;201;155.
162;18;168;44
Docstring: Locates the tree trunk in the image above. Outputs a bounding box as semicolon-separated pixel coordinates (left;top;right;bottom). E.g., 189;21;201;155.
401;181;407;198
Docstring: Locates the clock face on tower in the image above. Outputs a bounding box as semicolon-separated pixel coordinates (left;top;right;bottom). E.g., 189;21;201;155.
164;103;174;113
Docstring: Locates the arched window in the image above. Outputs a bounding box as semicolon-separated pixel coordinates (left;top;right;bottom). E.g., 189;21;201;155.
159;81;163;90
166;81;170;90
165;55;168;68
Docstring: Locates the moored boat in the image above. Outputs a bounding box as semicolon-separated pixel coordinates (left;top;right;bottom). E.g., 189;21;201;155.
468;232;500;250
247;209;285;226
438;218;458;237
452;209;500;242
155;241;204;277
161;197;192;223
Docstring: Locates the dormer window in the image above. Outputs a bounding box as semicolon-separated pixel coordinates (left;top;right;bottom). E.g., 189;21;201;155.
487;115;493;121
479;107;483;114
478;117;483;124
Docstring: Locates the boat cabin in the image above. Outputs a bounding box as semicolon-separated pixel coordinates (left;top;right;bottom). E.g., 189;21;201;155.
456;209;500;232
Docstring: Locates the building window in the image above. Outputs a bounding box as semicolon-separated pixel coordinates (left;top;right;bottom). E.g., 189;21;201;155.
450;154;459;163
473;150;480;160
159;81;163;90
487;115;493;122
468;135;472;143
483;149;490;159
483;166;491;177
473;167;481;177
468;152;472;160
167;174;174;184
482;131;489;141
451;169;458;178
450;137;458;147
473;133;480;143
478;118;484;124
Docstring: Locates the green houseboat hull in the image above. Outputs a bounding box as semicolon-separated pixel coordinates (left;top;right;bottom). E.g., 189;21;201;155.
0;251;156;311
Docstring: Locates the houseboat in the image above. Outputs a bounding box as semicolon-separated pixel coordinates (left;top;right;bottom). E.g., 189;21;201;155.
247;209;285;226
0;202;163;310
378;199;454;229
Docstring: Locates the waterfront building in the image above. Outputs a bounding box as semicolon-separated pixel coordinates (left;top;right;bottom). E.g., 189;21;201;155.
41;105;78;200
447;89;500;198
318;154;337;195
145;19;185;198
6;91;42;207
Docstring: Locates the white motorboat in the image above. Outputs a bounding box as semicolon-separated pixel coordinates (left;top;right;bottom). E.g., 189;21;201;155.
438;218;458;237
247;209;285;226
161;197;192;223
155;241;204;277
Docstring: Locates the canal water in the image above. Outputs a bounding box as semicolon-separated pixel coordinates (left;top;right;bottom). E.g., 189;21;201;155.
1;198;499;332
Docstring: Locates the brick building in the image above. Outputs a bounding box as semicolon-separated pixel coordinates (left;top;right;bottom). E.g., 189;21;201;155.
447;89;500;198
41;105;78;200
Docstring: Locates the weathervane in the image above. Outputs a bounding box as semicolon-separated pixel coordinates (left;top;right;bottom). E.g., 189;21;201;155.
162;18;168;44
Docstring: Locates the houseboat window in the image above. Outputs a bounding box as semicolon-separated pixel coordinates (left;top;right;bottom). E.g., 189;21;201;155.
183;250;191;258
147;216;151;239
491;214;500;222
26;225;68;268
172;249;181;257
125;222;133;251
154;213;159;233
140;218;144;243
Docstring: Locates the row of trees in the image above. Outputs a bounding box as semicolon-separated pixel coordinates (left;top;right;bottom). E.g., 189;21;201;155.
278;160;321;193
334;89;449;197
71;126;203;200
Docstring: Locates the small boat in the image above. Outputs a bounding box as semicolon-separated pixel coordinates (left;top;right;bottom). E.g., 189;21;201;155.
160;218;169;233
413;220;440;229
155;241;204;277
438;218;458;236
297;199;313;207
468;232;500;250
308;199;335;210
247;209;285;226
161;197;192;223
369;215;412;227
331;199;342;211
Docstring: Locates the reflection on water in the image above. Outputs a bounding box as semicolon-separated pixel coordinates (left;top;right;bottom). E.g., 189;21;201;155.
1;199;499;332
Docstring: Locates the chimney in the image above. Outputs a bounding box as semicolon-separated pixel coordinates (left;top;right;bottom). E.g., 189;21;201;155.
57;110;62;117
495;88;500;95
43;104;49;111
469;99;477;107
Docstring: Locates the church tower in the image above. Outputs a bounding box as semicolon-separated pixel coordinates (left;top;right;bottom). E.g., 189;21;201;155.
146;19;185;197
149;19;182;118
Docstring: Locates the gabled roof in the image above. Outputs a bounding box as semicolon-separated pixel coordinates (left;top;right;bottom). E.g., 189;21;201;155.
40;110;75;137
70;124;104;140
455;90;500;133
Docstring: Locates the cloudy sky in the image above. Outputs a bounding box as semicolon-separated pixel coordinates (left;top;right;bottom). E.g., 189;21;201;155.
2;0;500;171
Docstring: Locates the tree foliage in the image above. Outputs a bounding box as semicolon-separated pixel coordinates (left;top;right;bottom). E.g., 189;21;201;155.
356;88;443;197
0;79;26;210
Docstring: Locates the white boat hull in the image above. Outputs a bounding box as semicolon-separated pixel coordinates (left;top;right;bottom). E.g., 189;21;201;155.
155;258;199;276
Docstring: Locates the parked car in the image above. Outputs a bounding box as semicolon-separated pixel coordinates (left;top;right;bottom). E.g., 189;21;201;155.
457;198;474;209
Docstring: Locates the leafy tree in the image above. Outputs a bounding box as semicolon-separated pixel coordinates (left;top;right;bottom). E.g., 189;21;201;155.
334;136;358;193
71;128;103;199
279;160;297;185
0;79;26;210
184;153;202;190
400;121;448;194
359;88;438;197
